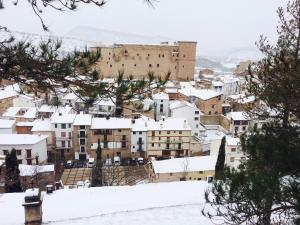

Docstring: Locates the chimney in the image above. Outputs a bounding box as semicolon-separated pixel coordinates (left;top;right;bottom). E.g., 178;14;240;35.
23;188;43;225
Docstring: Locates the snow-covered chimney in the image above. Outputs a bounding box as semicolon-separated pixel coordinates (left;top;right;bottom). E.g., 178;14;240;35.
23;188;43;225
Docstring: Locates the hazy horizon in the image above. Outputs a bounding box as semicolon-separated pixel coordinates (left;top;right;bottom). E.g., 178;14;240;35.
0;0;284;55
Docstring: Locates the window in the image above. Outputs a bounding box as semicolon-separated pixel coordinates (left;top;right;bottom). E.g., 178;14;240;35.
241;121;248;125
61;124;66;129
234;121;241;125
80;139;85;145
139;131;142;135
195;111;199;115
217;95;221;100
68;141;71;148
231;148;236;152
17;160;22;164
183;54;186;58
122;64;124;67
26;149;32;159
61;140;66;148
110;65;112;68
159;137;161;140
208;111;212;115
133;131;136;135
69;132;72;138
242;126;246;131
152;131;155;136
170;173;173;176
215;111;218;115
55;124;57;128
212;104;215;109
79;125;85;130
194;117;199;121
157;64;159;68
167;131;170;134
149;64;152;68
158;143;161;147
118;129;122;132
162;54;164;57
80;146;85;153
69;124;71;128
133;146;135;149
151;143;154;147
148;53;150;57
61;132;66;137
179;131;182;134
27;159;32;165
196;124;199;128
178;143;182;150
230;157;235;162
159;131;161;135
3;150;8;155
16;150;22;156
122;135;126;140
79;131;85;138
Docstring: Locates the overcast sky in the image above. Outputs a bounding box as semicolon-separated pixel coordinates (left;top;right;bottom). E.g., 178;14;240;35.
0;0;284;54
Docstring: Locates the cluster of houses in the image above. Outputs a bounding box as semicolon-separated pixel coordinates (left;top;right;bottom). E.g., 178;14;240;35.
0;57;261;188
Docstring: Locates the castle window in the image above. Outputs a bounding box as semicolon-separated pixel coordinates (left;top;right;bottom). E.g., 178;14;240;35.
149;64;152;68
122;64;124;67
157;64;160;68
110;65;112;68
162;54;164;57
134;64;137;67
148;53;150;57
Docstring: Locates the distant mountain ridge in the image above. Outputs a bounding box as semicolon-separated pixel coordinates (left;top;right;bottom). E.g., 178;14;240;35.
64;26;175;45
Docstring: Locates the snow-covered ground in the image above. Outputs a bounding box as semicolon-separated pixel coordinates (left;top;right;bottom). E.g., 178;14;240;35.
0;181;214;225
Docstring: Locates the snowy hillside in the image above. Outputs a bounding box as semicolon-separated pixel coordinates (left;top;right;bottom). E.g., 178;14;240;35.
0;181;215;225
65;26;174;45
0;30;101;52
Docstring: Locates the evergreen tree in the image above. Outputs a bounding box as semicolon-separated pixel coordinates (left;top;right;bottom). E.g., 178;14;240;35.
5;149;22;193
203;1;300;224
215;136;225;177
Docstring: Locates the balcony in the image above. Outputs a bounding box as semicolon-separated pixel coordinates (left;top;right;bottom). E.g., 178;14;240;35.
56;136;72;140
166;139;183;143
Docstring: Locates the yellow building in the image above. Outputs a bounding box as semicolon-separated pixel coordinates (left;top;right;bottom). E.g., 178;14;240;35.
91;41;197;81
146;117;192;158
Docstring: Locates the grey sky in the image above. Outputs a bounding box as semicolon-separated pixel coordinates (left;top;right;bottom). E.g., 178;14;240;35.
0;0;284;54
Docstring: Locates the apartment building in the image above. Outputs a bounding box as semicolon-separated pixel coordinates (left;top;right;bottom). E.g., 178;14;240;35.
0;134;48;165
91;41;197;81
227;111;251;136
90;117;132;159
153;92;169;121
169;101;204;137
72;113;92;161
225;136;246;169
51;113;76;160
146;117;192;158
131;117;151;158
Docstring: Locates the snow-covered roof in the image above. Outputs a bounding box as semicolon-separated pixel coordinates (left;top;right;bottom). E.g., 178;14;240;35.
152;92;169;100
0;119;16;129
31;119;52;132
0;134;48;145
2;107;37;119
228;93;255;104
95;98;115;106
179;88;222;100
212;81;223;87
147;118;192;131
0;84;19;100
169;100;200;111
226;136;240;146
73;114;92;126
62;92;79;100
0;181;214;225
227;111;250;121
19;164;54;176
152;156;217;174
132;116;154;131
91;118;132;129
16;122;34;127
51;113;76;124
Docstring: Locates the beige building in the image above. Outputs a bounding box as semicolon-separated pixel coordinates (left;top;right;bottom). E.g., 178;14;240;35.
146;117;192;158
149;156;217;183
89;117;132;159
91;41;197;81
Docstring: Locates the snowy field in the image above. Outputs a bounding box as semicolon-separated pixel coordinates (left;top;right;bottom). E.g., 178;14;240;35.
0;181;214;225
